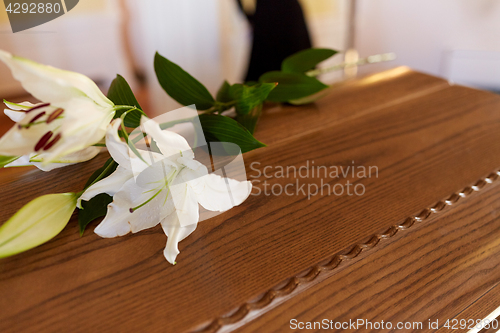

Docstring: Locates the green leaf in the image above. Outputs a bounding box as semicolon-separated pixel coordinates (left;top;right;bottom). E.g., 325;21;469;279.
0;193;77;258
107;75;142;110
230;83;276;115
154;52;215;110
83;158;118;190
0;155;19;168
260;71;329;103
107;75;143;128
236;104;263;134
79;158;117;235
199;114;266;153
78;193;113;235
216;80;232;103
282;48;337;74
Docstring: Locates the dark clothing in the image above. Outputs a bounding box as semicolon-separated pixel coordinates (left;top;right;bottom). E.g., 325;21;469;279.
238;0;312;81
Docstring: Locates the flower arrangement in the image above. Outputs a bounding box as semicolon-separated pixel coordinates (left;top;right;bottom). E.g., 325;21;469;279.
0;48;394;264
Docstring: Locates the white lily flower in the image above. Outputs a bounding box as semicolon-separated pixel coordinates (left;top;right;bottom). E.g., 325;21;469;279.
79;117;252;264
0;50;116;170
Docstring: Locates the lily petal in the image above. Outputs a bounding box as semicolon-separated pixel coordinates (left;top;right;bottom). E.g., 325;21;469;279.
0;106;60;156
4;100;37;111
105;119;132;168
140;116;194;159
77;166;133;208
160;211;197;265
6;147;101;171
32;146;101;164
105;118;164;176
4;109;26;122
4;155;31;168
0;50;113;108
192;173;252;212
41;98;114;163
169;180;200;228
4;101;37;122
94;177;174;238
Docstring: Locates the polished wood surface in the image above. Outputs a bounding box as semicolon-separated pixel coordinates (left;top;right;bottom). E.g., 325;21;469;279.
236;175;500;333
1;68;500;332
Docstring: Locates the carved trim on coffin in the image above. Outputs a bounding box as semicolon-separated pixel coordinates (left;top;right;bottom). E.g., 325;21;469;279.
194;170;500;333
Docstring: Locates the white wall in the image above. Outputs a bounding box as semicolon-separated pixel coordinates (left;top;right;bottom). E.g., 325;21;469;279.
127;0;232;116
300;0;350;83
0;0;133;97
355;0;500;89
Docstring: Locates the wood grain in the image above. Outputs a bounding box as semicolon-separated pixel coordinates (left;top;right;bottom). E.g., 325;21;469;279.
1;68;500;333
255;67;449;146
436;285;500;333
235;172;500;333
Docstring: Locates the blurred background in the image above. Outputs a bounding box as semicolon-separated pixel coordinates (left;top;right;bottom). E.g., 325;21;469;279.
0;0;499;117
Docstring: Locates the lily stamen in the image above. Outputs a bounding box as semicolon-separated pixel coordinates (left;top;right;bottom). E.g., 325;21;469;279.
28;111;46;124
46;108;64;124
17;108;66;130
130;168;178;213
43;133;62;150
34;131;53;151
26;102;50;113
130;188;163;213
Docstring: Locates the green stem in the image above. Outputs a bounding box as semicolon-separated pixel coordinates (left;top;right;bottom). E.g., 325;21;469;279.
113;105;147;118
114;105;141;111
202;107;217;114
305;52;396;77
120;112;148;165
202;101;237;114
